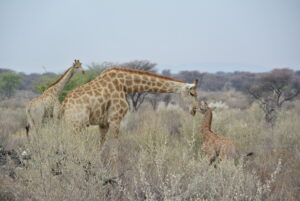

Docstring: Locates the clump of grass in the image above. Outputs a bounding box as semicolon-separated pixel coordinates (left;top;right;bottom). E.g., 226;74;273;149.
0;91;31;149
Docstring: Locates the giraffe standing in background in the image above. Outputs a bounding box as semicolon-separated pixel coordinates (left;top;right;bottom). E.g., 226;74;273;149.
26;60;85;135
60;67;199;145
195;101;253;165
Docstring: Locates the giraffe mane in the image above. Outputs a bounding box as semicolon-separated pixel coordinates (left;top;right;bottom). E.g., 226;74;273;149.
104;67;185;83
44;67;72;90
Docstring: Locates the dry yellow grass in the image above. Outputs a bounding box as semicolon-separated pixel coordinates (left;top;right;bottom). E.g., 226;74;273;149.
0;91;300;201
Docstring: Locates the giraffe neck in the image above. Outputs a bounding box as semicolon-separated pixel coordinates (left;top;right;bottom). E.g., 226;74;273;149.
200;110;213;139
125;77;186;94
101;68;191;94
45;67;75;96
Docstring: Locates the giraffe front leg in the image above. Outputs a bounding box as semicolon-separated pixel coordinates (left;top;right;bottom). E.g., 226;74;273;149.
107;119;122;180
107;119;122;155
208;149;220;168
106;101;128;180
99;123;109;147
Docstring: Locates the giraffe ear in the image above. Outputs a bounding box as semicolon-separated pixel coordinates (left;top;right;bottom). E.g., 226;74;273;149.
193;79;199;89
201;100;208;105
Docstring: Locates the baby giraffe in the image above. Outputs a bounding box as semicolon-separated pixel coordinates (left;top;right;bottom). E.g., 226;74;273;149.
194;101;253;165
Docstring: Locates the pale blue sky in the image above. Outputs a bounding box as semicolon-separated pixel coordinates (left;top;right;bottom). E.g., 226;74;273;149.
0;0;299;73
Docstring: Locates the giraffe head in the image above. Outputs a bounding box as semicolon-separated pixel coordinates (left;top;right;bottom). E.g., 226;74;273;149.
72;60;85;74
181;79;199;98
189;100;215;115
181;79;199;115
198;101;216;114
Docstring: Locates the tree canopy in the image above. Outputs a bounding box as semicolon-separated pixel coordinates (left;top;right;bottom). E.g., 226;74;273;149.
0;72;23;98
247;68;300;124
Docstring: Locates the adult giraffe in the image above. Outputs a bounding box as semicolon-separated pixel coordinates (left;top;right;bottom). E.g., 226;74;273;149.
60;67;199;144
26;60;85;135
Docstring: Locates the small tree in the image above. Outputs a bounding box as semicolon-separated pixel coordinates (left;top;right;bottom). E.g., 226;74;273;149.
147;93;161;110
120;60;157;112
247;68;300;125
0;72;23;98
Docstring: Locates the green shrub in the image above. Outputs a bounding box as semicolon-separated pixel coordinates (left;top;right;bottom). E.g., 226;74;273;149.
0;72;23;98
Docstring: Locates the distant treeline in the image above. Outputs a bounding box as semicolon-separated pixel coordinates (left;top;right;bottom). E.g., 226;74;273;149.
1;63;300;93
1;62;300;123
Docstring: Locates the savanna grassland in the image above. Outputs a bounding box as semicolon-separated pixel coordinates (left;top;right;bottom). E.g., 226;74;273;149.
0;89;300;201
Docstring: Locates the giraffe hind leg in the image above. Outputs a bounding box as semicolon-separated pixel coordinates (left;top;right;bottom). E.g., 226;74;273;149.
209;154;218;165
209;150;220;168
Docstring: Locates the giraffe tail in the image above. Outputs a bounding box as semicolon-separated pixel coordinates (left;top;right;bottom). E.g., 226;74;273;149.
246;152;254;157
25;124;30;137
242;152;255;162
25;104;35;137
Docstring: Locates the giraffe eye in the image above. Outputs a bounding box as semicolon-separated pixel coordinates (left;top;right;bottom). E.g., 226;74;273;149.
189;92;195;96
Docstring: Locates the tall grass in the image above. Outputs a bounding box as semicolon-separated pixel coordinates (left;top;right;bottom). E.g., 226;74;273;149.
0;92;300;201
0;91;34;149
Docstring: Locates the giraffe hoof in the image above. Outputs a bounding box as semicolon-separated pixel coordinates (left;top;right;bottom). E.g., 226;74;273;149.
102;177;118;186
